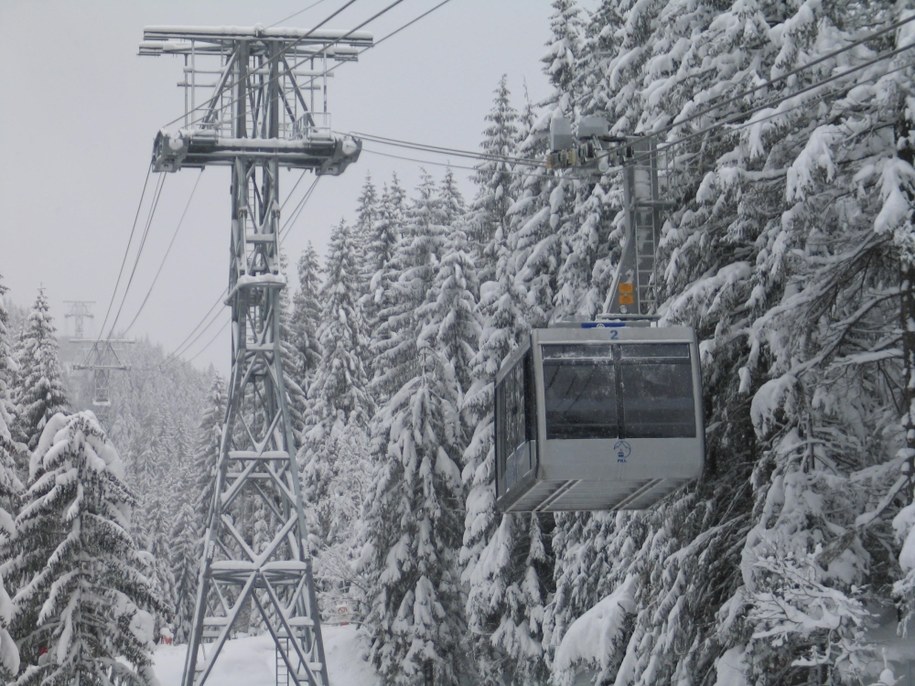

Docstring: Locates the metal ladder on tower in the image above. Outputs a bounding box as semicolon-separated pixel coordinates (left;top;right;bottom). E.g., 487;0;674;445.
276;638;290;686
633;204;658;314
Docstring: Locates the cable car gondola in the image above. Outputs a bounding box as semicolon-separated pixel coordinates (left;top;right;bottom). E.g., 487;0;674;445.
494;322;704;512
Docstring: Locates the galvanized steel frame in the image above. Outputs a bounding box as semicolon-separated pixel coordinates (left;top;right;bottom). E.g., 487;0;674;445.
141;26;369;686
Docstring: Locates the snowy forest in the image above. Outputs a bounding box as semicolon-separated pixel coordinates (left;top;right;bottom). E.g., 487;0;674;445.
2;0;915;684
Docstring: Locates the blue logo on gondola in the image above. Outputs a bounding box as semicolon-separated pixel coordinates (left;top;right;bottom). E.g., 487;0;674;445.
614;440;632;463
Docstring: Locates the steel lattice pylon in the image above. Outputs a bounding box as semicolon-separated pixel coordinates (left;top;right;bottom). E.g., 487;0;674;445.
141;25;371;686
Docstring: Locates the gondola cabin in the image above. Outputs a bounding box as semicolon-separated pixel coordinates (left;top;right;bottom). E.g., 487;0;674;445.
494;323;704;512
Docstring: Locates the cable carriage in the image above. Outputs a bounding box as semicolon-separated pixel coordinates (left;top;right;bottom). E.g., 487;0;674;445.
495;322;704;512
494;118;706;512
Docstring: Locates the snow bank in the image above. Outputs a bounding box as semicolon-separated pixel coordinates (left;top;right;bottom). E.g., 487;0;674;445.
553;576;636;676
153;625;379;686
893;503;915;573
713;646;749;686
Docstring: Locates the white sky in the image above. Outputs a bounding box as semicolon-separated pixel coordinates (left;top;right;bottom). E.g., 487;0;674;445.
0;0;563;374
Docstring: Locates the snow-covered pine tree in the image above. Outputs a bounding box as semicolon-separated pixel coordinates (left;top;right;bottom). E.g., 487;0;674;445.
353;173;380;293
5;412;161;685
11;288;68;458
890;8;915;634
136;491;177;640
299;219;372;600
470;75;519;285
0;275;17;461
366;174;419;404
360;345;470;686
305;219;372;429
168;462;199;644
289;243;324;401
193;373;226;537
0;275;20;681
275;251;310;443
368;170;446;411
417;224;480;397
460;204;550;683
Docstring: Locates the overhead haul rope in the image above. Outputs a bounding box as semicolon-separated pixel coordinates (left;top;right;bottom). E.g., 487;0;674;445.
156;0;365;132
95;164;154;346
591;37;915;172
105;172;168;338
121;169;205;336
159;176;322;369
172;0;408;134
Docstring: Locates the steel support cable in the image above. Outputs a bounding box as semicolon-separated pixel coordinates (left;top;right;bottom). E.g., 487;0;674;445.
281;169;309;212
180;0;409;134
651;13;915;143
156;0;364;132
184;319;232;364
160;176;322;368
324;0;454;75
362;146;550;178
166;0;409;135
268;0;334;29
168;300;226;362
121;170;205;336
280;176;322;241
597;40;915;171
725;59;915;137
106;172;169;338
352;131;544;167
96;164;154;344
162;294;225;366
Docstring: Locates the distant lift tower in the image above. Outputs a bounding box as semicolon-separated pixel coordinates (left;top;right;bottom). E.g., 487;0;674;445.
64;300;95;341
73;339;131;407
140;25;371;686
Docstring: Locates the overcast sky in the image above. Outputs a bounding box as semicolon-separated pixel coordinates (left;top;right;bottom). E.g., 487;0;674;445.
0;0;566;374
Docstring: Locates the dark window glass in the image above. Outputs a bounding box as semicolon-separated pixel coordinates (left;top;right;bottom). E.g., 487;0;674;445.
620;361;696;437
496;355;533;492
620;343;690;358
495;374;508;491
523;352;536;443
505;360;526;455
542;343;616;360
544;360;618;439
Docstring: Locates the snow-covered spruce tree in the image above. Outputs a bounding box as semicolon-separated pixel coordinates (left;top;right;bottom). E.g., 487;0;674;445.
304;219;372;431
0;275;18;457
135;491;177;639
460;216;550;684
360;346;469;685
353;173;380;293
278;250;309;442
535;1;915;684
367;170;447;414
367;174;421;403
289;243;324;401
891;10;915;634
0;276;21;681
417;225;480;397
6;412;161;685
299;219;372;605
12;288;68;458
168;463;199;644
470;75;519;285
193;373;227;539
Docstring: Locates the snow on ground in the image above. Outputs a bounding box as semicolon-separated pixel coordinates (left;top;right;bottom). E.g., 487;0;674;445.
153;625;379;686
